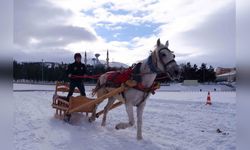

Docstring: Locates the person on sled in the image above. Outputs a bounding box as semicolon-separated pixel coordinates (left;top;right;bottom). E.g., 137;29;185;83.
66;53;87;101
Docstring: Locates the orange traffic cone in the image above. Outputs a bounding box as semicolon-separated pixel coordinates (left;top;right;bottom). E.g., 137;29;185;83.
206;91;212;105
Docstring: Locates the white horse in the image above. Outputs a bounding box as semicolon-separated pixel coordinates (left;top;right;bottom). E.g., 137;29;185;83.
91;39;180;140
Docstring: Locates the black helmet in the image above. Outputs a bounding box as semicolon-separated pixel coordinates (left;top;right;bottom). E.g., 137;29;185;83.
74;53;82;59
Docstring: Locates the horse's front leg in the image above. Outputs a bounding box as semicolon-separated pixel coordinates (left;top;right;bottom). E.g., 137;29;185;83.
136;102;146;140
115;103;135;129
101;97;115;126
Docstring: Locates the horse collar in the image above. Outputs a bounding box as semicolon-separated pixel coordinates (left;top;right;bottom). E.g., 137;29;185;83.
147;55;160;73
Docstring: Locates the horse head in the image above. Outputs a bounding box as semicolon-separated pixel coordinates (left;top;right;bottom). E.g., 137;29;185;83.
149;38;181;80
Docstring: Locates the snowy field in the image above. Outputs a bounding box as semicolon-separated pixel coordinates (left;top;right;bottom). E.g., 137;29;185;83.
14;84;236;150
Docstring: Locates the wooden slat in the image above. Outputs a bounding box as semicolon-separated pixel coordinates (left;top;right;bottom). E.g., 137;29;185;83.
57;87;69;92
56;82;69;87
52;104;68;111
55;82;80;93
56;98;69;105
56;87;80;93
54;113;64;120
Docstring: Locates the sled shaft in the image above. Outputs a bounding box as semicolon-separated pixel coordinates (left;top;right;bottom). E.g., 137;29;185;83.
96;101;123;118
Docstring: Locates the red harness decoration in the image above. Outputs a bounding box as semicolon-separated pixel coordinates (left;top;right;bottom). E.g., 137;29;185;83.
106;67;160;94
106;67;133;85
134;82;160;95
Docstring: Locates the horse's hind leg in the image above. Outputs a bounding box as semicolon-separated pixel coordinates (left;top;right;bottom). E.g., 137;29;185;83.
101;97;115;126
115;103;135;130
88;104;98;123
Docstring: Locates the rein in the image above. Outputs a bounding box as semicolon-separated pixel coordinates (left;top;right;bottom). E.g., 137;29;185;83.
70;74;101;79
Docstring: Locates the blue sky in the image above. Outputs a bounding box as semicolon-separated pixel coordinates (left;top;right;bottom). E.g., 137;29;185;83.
95;22;160;42
82;6;161;42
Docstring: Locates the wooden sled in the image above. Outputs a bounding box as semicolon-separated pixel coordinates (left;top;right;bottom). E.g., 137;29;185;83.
52;80;137;120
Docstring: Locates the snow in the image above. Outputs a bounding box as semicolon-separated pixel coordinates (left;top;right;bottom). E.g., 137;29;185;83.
13;84;236;150
158;83;234;92
13;82;235;92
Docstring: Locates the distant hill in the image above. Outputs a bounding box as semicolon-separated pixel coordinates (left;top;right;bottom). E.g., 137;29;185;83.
87;59;129;68
15;59;129;68
109;61;129;68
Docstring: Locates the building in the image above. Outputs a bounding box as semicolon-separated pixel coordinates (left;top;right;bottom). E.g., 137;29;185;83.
182;80;199;86
216;67;236;82
216;67;236;75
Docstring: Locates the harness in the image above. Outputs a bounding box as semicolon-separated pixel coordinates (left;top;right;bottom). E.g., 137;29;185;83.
147;55;159;73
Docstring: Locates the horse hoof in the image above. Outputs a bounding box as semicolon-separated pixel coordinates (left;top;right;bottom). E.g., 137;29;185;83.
63;118;69;123
137;136;143;140
63;114;71;123
115;125;119;130
88;118;93;123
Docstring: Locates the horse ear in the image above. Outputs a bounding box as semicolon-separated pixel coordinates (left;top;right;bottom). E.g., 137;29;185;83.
165;40;169;48
157;38;161;47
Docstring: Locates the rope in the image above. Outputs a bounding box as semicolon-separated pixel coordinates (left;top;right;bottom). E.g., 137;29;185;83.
70;74;101;79
155;75;169;81
132;73;169;81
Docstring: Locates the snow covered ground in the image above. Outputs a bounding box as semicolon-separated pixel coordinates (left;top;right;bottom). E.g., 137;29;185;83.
13;84;236;150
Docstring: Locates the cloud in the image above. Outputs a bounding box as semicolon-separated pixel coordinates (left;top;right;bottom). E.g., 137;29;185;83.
14;0;97;49
174;1;235;67
13;0;235;68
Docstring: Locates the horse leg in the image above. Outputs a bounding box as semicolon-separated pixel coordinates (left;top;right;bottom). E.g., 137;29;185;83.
88;104;98;123
136;102;146;140
115;103;135;129
101;97;115;126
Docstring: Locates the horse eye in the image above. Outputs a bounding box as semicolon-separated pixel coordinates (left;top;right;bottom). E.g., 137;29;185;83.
161;53;166;57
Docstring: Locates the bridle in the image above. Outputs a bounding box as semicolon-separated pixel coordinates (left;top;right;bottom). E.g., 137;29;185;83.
158;47;176;72
148;47;176;75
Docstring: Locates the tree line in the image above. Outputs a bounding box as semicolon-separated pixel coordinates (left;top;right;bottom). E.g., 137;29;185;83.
13;61;120;83
180;62;216;83
13;61;216;83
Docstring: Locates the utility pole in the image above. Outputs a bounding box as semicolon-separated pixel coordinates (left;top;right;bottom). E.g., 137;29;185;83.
42;59;44;82
203;68;205;83
106;50;109;68
84;51;87;65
